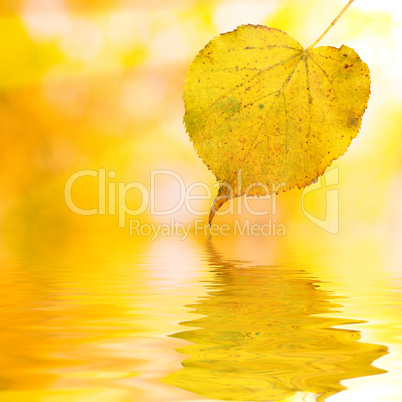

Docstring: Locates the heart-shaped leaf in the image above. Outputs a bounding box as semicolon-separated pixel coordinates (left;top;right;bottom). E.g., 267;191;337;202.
184;24;370;223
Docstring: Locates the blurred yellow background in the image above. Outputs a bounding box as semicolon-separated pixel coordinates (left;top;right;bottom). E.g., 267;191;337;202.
0;0;401;239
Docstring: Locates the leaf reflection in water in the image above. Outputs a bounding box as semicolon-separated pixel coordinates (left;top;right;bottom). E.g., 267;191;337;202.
165;243;388;401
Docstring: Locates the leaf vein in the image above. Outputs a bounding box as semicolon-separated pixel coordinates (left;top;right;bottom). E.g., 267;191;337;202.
242;55;303;169
308;54;339;103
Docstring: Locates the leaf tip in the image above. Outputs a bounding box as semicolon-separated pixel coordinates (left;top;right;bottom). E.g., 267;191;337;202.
209;186;232;225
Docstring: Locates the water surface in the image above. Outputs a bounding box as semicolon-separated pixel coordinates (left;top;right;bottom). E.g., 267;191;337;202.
0;233;401;401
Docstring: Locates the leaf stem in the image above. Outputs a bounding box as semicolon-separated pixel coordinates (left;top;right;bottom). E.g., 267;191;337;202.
306;0;355;50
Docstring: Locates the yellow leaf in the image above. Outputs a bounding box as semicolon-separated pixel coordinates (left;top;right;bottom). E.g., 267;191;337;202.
184;24;370;223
